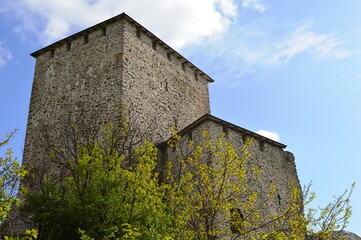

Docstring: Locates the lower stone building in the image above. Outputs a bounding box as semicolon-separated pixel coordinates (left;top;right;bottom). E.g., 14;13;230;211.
158;114;302;238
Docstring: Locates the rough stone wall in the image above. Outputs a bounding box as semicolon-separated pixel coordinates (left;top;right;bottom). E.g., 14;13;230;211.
18;13;305;237
121;20;211;142
307;231;361;240
23;14;211;172
23;20;125;170
161;118;301;236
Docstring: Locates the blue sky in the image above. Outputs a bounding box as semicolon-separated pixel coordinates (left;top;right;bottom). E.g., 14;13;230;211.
0;0;360;235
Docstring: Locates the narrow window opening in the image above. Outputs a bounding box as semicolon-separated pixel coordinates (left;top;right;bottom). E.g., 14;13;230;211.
242;135;248;144
260;141;265;151
222;126;229;136
188;131;193;141
152;40;157;50
102;27;107;36
165;81;168;91
136;28;142;39
230;208;244;234
277;194;281;205
194;72;198;81
167;52;172;61
182;62;186;71
66;42;71;51
83;34;89;44
50;49;55;58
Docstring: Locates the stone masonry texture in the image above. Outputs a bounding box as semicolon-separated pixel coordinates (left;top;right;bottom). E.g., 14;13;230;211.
19;12;311;237
159;114;301;237
23;13;212;172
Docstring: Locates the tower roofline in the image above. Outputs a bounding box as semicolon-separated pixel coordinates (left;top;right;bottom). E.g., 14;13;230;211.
30;12;214;83
159;113;287;149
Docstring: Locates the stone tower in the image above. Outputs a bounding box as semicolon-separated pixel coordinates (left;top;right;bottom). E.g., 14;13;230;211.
19;12;304;238
23;13;213;172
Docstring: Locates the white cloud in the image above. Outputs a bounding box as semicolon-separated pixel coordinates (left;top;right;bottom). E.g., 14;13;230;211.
242;0;266;13
0;42;12;68
182;18;359;87
268;23;356;64
256;130;280;142
230;21;357;66
4;0;238;49
216;0;238;17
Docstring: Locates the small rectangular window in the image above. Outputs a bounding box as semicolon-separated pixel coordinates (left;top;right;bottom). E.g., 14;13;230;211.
83;34;89;44
102;27;107;36
230;208;244;234
50;49;55;58
152;40;157;50
136;28;142;39
182;62;186;71
260;141;265;151
242;135;248;144
222;126;228;136
66;42;71;51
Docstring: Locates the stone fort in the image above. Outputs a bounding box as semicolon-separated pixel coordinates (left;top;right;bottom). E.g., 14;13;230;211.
23;12;301;235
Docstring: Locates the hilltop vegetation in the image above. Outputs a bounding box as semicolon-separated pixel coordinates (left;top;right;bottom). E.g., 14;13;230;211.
0;121;355;239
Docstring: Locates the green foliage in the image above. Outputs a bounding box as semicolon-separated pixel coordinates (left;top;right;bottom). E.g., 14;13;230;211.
259;185;306;240
304;182;354;240
4;229;38;240
261;182;355;240
23;123;172;239
163;130;307;239
0;130;27;225
21;120;355;240
79;224;141;240
164;130;257;238
0;130;34;238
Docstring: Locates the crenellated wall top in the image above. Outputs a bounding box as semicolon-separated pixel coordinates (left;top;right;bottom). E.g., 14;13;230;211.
30;13;214;83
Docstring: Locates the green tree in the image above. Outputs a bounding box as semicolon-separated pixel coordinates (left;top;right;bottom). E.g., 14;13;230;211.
163;129;306;239
22;120;173;239
22;119;355;240
0;130;27;227
303;182;354;240
158;129;354;240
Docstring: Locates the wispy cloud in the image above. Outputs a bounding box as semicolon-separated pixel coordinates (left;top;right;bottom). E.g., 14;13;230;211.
216;0;238;17
267;22;357;64
242;0;266;13
0;42;12;68
3;0;238;49
191;19;360;71
256;130;280;142
182;18;359;87
233;21;358;66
